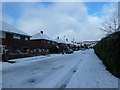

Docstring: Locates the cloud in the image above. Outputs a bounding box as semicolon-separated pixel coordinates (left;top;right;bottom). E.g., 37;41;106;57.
2;2;117;41
101;2;118;19
13;2;105;41
99;2;118;34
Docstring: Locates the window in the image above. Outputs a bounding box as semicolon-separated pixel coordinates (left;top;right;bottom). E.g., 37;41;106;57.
0;46;2;55
0;45;5;55
13;34;20;39
38;49;41;52
34;49;37;52
48;41;50;44
52;42;55;45
0;31;6;38
25;37;28;40
27;49;30;52
0;32;2;38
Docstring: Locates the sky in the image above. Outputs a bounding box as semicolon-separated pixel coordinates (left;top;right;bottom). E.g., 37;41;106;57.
1;2;117;42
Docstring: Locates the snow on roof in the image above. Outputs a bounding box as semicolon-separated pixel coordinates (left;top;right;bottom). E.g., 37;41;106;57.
0;45;6;47
0;21;30;36
31;32;55;41
74;43;79;46
65;40;73;45
54;37;65;44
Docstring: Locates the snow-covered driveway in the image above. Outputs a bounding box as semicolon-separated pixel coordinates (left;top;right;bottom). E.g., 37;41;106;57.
2;49;118;88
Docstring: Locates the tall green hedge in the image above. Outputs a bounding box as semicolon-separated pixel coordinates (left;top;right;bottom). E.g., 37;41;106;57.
94;31;120;78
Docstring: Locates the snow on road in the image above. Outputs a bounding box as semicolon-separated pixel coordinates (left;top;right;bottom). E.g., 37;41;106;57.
2;51;84;88
66;49;118;88
2;49;118;88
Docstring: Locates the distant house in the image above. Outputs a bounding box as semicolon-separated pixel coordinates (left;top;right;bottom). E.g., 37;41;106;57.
30;31;57;54
0;21;31;60
65;39;74;49
54;37;67;52
74;43;80;50
77;41;98;48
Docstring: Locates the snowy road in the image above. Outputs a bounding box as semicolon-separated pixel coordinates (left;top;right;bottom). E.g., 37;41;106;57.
2;49;118;88
2;50;84;88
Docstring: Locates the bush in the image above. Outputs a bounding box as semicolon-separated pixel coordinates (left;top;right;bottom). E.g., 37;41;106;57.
94;31;120;78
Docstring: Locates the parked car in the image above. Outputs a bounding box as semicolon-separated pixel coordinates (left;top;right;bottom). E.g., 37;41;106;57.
65;49;74;54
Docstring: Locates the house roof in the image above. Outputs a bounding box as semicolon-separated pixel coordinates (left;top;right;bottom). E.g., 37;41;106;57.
74;43;79;46
65;40;73;45
0;21;30;36
30;32;55;42
54;38;65;44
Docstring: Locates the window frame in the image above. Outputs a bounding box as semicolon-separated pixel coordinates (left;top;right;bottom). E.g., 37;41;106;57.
13;34;20;39
0;31;6;38
25;37;28;40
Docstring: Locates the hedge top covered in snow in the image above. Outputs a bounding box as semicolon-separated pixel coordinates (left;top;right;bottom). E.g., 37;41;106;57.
0;21;30;36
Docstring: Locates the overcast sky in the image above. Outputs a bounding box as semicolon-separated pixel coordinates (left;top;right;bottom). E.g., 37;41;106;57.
2;2;117;42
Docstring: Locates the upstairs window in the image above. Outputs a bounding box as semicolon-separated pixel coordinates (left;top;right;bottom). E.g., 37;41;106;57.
52;42;55;44
0;31;6;38
0;45;5;55
25;37;28;40
13;34;20;39
48;41;50;44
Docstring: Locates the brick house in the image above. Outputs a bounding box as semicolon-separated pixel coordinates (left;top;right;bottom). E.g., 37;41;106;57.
65;39;74;49
54;37;67;52
30;31;57;54
0;21;31;60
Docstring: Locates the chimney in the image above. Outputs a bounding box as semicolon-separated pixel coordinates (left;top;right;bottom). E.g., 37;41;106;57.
40;31;43;34
57;37;59;39
66;39;68;41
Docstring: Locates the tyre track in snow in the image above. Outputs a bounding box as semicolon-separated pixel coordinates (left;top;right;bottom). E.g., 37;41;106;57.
58;52;86;88
32;52;86;88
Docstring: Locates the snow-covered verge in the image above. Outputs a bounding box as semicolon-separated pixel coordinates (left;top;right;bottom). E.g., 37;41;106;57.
66;49;118;88
2;49;118;88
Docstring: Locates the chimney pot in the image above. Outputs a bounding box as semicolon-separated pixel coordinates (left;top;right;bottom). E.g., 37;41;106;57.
41;31;43;34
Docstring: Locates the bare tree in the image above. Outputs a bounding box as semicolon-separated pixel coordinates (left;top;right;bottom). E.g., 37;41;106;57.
100;12;120;35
